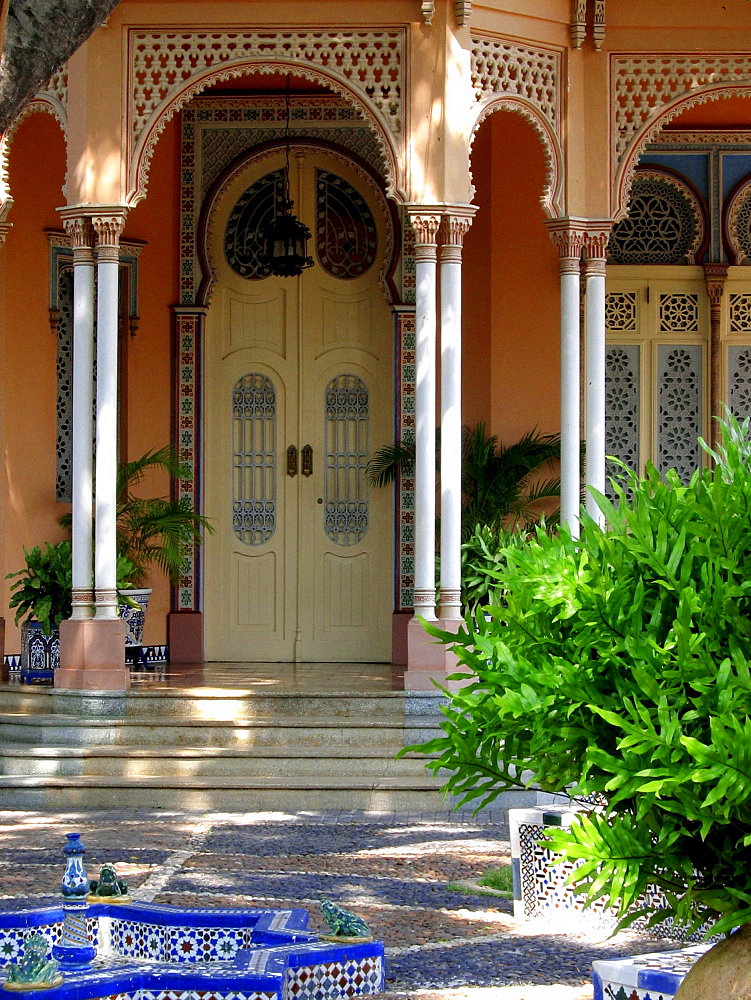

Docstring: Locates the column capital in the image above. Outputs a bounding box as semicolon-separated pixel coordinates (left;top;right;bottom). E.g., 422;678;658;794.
60;214;96;264
545;219;587;273
704;263;729;310
91;208;127;261
582;219;614;263
438;207;477;261
405;209;441;249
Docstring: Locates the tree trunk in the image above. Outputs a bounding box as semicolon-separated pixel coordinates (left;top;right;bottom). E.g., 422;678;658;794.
0;0;122;133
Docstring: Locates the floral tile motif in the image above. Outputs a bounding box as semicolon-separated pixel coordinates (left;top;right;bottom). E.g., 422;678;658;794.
285;956;383;999
166;927;251;962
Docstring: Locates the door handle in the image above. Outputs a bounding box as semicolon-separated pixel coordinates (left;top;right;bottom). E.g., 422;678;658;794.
287;445;298;477
301;444;313;477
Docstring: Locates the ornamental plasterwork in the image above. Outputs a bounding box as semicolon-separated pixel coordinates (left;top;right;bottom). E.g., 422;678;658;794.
726;178;751;264
657;131;751;146
612;55;751;160
608;170;704;265
0;67;69;220
202;142;394;308
127;29;405;204
180;96;391;306
471;37;559;129
611;54;751;216
469;35;563;217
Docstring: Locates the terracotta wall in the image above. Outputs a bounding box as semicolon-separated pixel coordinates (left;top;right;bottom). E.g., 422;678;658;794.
464;110;560;447
0;112;68;653
0;112;179;654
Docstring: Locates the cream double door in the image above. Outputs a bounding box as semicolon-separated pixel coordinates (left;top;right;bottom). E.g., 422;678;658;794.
205;148;394;662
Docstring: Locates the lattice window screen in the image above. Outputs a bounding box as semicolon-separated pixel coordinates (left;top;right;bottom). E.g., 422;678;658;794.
55;269;74;502
232;374;276;545
605;344;639;500
324;375;369;546
605;291;637;332
608;175;702;265
728;347;751;420
657;345;702;482
730;294;751;335
659;293;699;333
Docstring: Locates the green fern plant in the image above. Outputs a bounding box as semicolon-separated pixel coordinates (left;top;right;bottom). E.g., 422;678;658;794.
403;411;751;937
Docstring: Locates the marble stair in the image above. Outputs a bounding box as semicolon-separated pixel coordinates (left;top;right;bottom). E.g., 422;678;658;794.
0;685;456;810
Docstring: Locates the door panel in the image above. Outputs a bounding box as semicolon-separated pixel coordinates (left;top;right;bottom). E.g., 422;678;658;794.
225;289;287;357
205;147;393;662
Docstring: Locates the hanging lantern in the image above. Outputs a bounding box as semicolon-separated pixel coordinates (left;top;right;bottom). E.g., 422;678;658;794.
260;76;314;278
262;197;313;277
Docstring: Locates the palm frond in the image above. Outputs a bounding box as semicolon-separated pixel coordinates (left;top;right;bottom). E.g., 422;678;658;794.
366;442;416;487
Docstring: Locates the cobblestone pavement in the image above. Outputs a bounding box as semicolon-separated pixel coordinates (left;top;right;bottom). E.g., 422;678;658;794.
0;808;682;1000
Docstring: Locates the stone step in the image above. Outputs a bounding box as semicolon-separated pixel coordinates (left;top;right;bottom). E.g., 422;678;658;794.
0;686;445;720
0;745;436;779
0;714;442;749
0;773;453;812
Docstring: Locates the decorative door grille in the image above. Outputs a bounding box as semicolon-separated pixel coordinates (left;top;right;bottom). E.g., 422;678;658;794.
315;170;377;279
232;373;276;545
324;375;369;546
225;170;285;280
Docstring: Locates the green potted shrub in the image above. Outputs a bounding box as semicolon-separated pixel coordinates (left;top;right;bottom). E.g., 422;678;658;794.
6;543;133;681
109;447;211;662
404;412;751;997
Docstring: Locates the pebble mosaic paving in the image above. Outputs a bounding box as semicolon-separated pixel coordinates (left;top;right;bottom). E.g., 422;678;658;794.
0;809;685;998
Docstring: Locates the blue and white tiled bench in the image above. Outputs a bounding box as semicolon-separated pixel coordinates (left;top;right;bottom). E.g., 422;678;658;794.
0;900;384;1000
593;944;711;1000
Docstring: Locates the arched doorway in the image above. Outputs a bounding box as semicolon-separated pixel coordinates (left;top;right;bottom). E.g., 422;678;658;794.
203;145;395;662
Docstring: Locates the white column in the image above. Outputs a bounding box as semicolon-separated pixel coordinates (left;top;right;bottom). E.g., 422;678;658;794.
92;212;126;619
584;236;609;524
61;215;96;617
407;212;441;622
438;210;474;621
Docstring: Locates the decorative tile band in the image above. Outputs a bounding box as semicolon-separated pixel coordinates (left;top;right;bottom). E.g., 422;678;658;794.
4;646;169;670
173;308;205;612
395;308;416;611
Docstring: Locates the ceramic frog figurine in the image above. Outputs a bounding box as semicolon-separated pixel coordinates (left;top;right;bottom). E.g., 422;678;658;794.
88;864;129;900
3;933;62;991
319;899;371;938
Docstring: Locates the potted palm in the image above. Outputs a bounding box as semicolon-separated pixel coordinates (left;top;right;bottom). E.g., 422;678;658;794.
56;446;211;665
111;447;211;663
403;412;751;998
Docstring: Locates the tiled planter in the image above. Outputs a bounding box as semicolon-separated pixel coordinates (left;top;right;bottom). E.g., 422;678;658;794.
509;805;714;942
593;944;711;1000
119;588;152;666
20;620;60;683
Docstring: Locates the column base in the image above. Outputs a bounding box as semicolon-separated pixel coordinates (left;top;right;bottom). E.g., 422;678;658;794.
56;618;129;691
391;611;411;666
405;616;465;690
168;611;204;663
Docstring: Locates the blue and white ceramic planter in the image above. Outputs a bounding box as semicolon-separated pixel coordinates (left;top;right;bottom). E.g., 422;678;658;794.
20;621;60;683
118;588;151;667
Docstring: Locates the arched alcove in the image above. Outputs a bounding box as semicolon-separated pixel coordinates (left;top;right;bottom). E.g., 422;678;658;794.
463;109;560;445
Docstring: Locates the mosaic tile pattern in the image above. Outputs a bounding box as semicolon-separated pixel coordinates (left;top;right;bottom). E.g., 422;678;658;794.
593;943;710;1000
396;309;416;610
0;918;100;965
286;955;383;999
514;813;714;942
